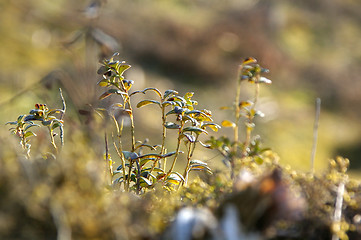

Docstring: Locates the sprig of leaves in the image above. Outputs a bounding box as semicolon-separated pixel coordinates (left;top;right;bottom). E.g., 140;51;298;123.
98;54;219;191
209;57;272;178
7;95;65;158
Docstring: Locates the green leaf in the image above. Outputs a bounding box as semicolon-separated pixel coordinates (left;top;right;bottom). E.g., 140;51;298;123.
108;61;119;69
142;87;162;98
140;176;153;187
166;173;182;185
182;126;208;135
182;133;196;143
51;121;63;130
97;79;109;87
188;160;212;174
136;100;161;108
201;123;221;132
97;66;109;75
119;109;132;116
138;153;162;160
198;141;211;148
24;131;36;138
29;109;42;115
110;103;123;109
171;171;185;182
117;63;131;75
47;109;65;115
173;96;187;104
122;151;139;160
153;167;165;173
189;159;208;166
165;109;176;116
189;165;211;171
164;122;181;129
42;120;52;126
173;101;186;108
184;92;194;100
188;167;212;174
185;110;202;115
162;101;176;108
164;89;178;99
161;151;178;158
116;163;130;171
140;158;156;166
6;121;18;125
24;115;40;121
8;128;16;134
182;115;198;125
122;79;134;90
147;172;157;182
156;173;166;180
192;111;213;122
17;115;25;123
135;143;158;151
221;120;236;128
166;106;185;116
130;173;137;183
99;89;126;100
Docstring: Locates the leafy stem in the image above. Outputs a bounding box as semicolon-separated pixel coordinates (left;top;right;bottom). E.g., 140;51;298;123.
234;66;243;145
167;121;185;177
242;81;260;157
182;134;198;186
48;126;57;151
213;57;271;178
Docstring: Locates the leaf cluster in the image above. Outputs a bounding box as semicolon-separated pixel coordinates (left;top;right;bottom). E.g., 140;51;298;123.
96;54;220;192
7;102;65;157
208;57;272;178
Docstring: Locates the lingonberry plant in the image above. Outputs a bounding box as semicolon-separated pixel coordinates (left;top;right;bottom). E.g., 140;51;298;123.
96;53;219;192
207;57;272;178
5;53;360;240
6;89;66;158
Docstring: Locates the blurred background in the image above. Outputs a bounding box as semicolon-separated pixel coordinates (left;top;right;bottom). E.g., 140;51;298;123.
1;0;361;174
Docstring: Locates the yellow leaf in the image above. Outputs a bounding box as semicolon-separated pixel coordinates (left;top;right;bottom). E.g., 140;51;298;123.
239;100;252;108
221;120;236;128
242;57;257;65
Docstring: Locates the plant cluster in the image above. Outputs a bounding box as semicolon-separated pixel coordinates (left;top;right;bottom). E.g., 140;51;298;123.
96;53;219;192
4;55;361;240
207;57;272;178
7;90;66;158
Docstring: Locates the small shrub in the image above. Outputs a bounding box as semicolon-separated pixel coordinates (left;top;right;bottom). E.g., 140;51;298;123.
96;53;220;192
7;89;66;158
4;54;361;240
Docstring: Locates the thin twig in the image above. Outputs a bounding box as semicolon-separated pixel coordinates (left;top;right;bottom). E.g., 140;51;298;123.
332;180;346;240
242;82;259;158
310;98;321;173
113;139;127;191
234;66;243;144
167;121;185;176
59;88;66;120
105;132;112;184
59;88;66;147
